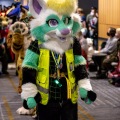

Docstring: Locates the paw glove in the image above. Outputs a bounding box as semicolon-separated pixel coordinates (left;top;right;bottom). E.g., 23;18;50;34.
23;92;41;109
79;88;97;104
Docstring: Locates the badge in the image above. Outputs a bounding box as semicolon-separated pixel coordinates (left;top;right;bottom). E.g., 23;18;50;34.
70;63;74;71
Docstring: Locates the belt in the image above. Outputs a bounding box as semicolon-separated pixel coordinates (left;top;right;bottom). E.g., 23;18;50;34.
50;72;68;79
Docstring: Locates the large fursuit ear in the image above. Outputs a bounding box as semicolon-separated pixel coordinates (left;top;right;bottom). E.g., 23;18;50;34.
29;0;46;18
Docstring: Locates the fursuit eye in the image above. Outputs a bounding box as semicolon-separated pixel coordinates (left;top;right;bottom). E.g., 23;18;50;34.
64;17;70;25
48;19;58;27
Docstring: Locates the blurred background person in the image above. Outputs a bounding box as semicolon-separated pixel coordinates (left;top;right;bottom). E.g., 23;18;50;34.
76;8;86;29
104;28;120;74
92;27;117;78
86;7;98;50
76;28;88;68
99;27;117;54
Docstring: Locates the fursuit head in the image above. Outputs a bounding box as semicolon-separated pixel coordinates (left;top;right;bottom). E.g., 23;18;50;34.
29;0;81;54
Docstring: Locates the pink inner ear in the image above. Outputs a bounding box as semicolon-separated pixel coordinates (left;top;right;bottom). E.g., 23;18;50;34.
33;0;42;14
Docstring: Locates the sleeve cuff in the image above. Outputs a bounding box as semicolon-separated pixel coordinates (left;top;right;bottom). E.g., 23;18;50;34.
21;83;38;100
78;78;92;91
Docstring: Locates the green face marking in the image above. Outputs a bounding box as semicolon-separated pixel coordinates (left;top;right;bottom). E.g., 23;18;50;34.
72;21;80;35
31;14;79;42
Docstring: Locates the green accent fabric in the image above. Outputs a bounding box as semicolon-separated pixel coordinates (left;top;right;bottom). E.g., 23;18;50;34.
31;25;51;42
58;15;73;31
72;21;80;35
79;88;92;105
74;55;86;66
31;14;74;42
46;14;60;23
27;97;37;109
31;14;60;42
85;99;92;104
79;88;87;98
22;49;39;70
46;14;73;31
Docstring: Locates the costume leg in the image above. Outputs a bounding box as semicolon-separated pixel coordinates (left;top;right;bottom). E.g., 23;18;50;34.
37;101;61;120
1;53;8;74
61;100;78;120
102;57;117;71
15;54;19;76
17;57;23;93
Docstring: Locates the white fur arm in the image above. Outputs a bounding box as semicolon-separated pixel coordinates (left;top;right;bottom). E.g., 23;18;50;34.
78;78;92;91
21;83;38;100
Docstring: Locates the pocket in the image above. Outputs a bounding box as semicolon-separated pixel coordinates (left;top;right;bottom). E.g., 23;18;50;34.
37;74;47;84
39;74;47;84
37;67;47;84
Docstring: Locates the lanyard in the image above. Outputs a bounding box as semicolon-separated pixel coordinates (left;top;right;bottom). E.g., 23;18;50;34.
51;52;62;68
51;52;62;79
52;52;71;97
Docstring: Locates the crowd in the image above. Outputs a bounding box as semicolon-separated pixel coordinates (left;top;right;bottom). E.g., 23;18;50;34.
0;4;120;89
76;7;120;87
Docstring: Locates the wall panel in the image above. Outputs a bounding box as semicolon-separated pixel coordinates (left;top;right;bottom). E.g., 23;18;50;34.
99;24;120;38
99;0;120;38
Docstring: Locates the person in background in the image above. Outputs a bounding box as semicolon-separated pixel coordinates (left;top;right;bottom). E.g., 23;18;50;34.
104;28;120;74
76;8;86;29
108;51;120;87
99;27;117;54
0;38;9;75
86;7;98;50
86;7;97;28
76;28;88;67
0;11;9;75
92;27;117;78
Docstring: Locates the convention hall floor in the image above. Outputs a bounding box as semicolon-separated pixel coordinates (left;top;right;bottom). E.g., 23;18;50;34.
0;63;120;120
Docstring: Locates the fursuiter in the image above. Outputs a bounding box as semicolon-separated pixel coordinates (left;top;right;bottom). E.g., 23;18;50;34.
19;5;31;24
6;0;29;23
10;21;33;93
0;10;10;36
18;0;97;120
0;12;9;29
6;31;13;48
0;10;11;74
19;5;34;36
6;0;21;21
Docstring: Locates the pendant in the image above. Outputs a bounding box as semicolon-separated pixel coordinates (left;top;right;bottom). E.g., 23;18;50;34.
54;79;62;87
